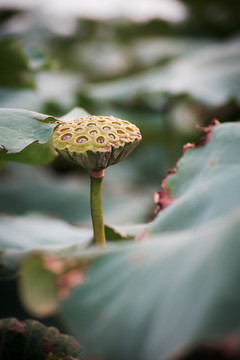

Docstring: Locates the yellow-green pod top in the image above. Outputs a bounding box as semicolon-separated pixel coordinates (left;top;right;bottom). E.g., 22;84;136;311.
52;115;142;170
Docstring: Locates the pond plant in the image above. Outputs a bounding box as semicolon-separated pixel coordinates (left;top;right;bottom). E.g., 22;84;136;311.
1;107;240;360
52;115;142;246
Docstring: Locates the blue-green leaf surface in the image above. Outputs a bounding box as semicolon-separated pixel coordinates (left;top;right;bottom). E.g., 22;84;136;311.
0;108;58;153
0;214;92;279
149;123;240;232
60;214;240;360
58;123;240;360
18;122;240;360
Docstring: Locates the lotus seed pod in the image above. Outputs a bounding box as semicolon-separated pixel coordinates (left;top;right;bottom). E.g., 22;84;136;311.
53;115;142;170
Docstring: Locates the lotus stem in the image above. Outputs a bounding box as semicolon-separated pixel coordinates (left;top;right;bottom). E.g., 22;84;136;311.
90;169;106;246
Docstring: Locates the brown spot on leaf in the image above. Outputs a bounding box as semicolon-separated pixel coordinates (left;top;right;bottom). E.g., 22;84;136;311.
43;256;65;274
135;230;150;242
58;269;86;300
154;168;177;215
41;253;92;301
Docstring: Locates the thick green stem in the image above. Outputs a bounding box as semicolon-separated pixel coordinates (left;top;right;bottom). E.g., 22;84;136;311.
90;170;106;246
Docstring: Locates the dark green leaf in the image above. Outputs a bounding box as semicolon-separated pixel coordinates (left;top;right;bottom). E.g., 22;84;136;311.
0;318;83;359
182;0;240;37
0;139;56;169
105;223;147;241
0;39;34;89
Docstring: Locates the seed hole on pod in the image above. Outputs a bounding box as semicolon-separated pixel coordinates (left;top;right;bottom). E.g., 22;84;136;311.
75;127;84;132
103;126;110;131
126;126;135;132
88;123;96;128
123;121;130;125
112;122;121;126
117;130;126;135
59;127;70;133
90;130;98;135
77;122;85;126
61;133;72;141
98;120;105;123
96;136;105;144
76;136;88;144
108;133;116;140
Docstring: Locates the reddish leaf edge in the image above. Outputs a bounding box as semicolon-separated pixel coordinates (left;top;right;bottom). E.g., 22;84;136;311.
153;119;220;216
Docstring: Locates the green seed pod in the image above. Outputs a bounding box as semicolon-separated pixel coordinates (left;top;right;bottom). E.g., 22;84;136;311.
53;115;142;170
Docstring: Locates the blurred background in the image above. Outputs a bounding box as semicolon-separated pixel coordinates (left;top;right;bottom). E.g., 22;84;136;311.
0;0;240;327
0;0;240;222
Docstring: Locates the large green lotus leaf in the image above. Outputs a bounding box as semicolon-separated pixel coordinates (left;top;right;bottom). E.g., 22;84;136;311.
0;318;82;359
86;37;240;106
59;214;240;360
0;107;92;168
0;108;58;153
20;213;240;358
0;39;34;89
0;214;92;279
149;122;240;233
19;122;240;359
0;140;56;169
